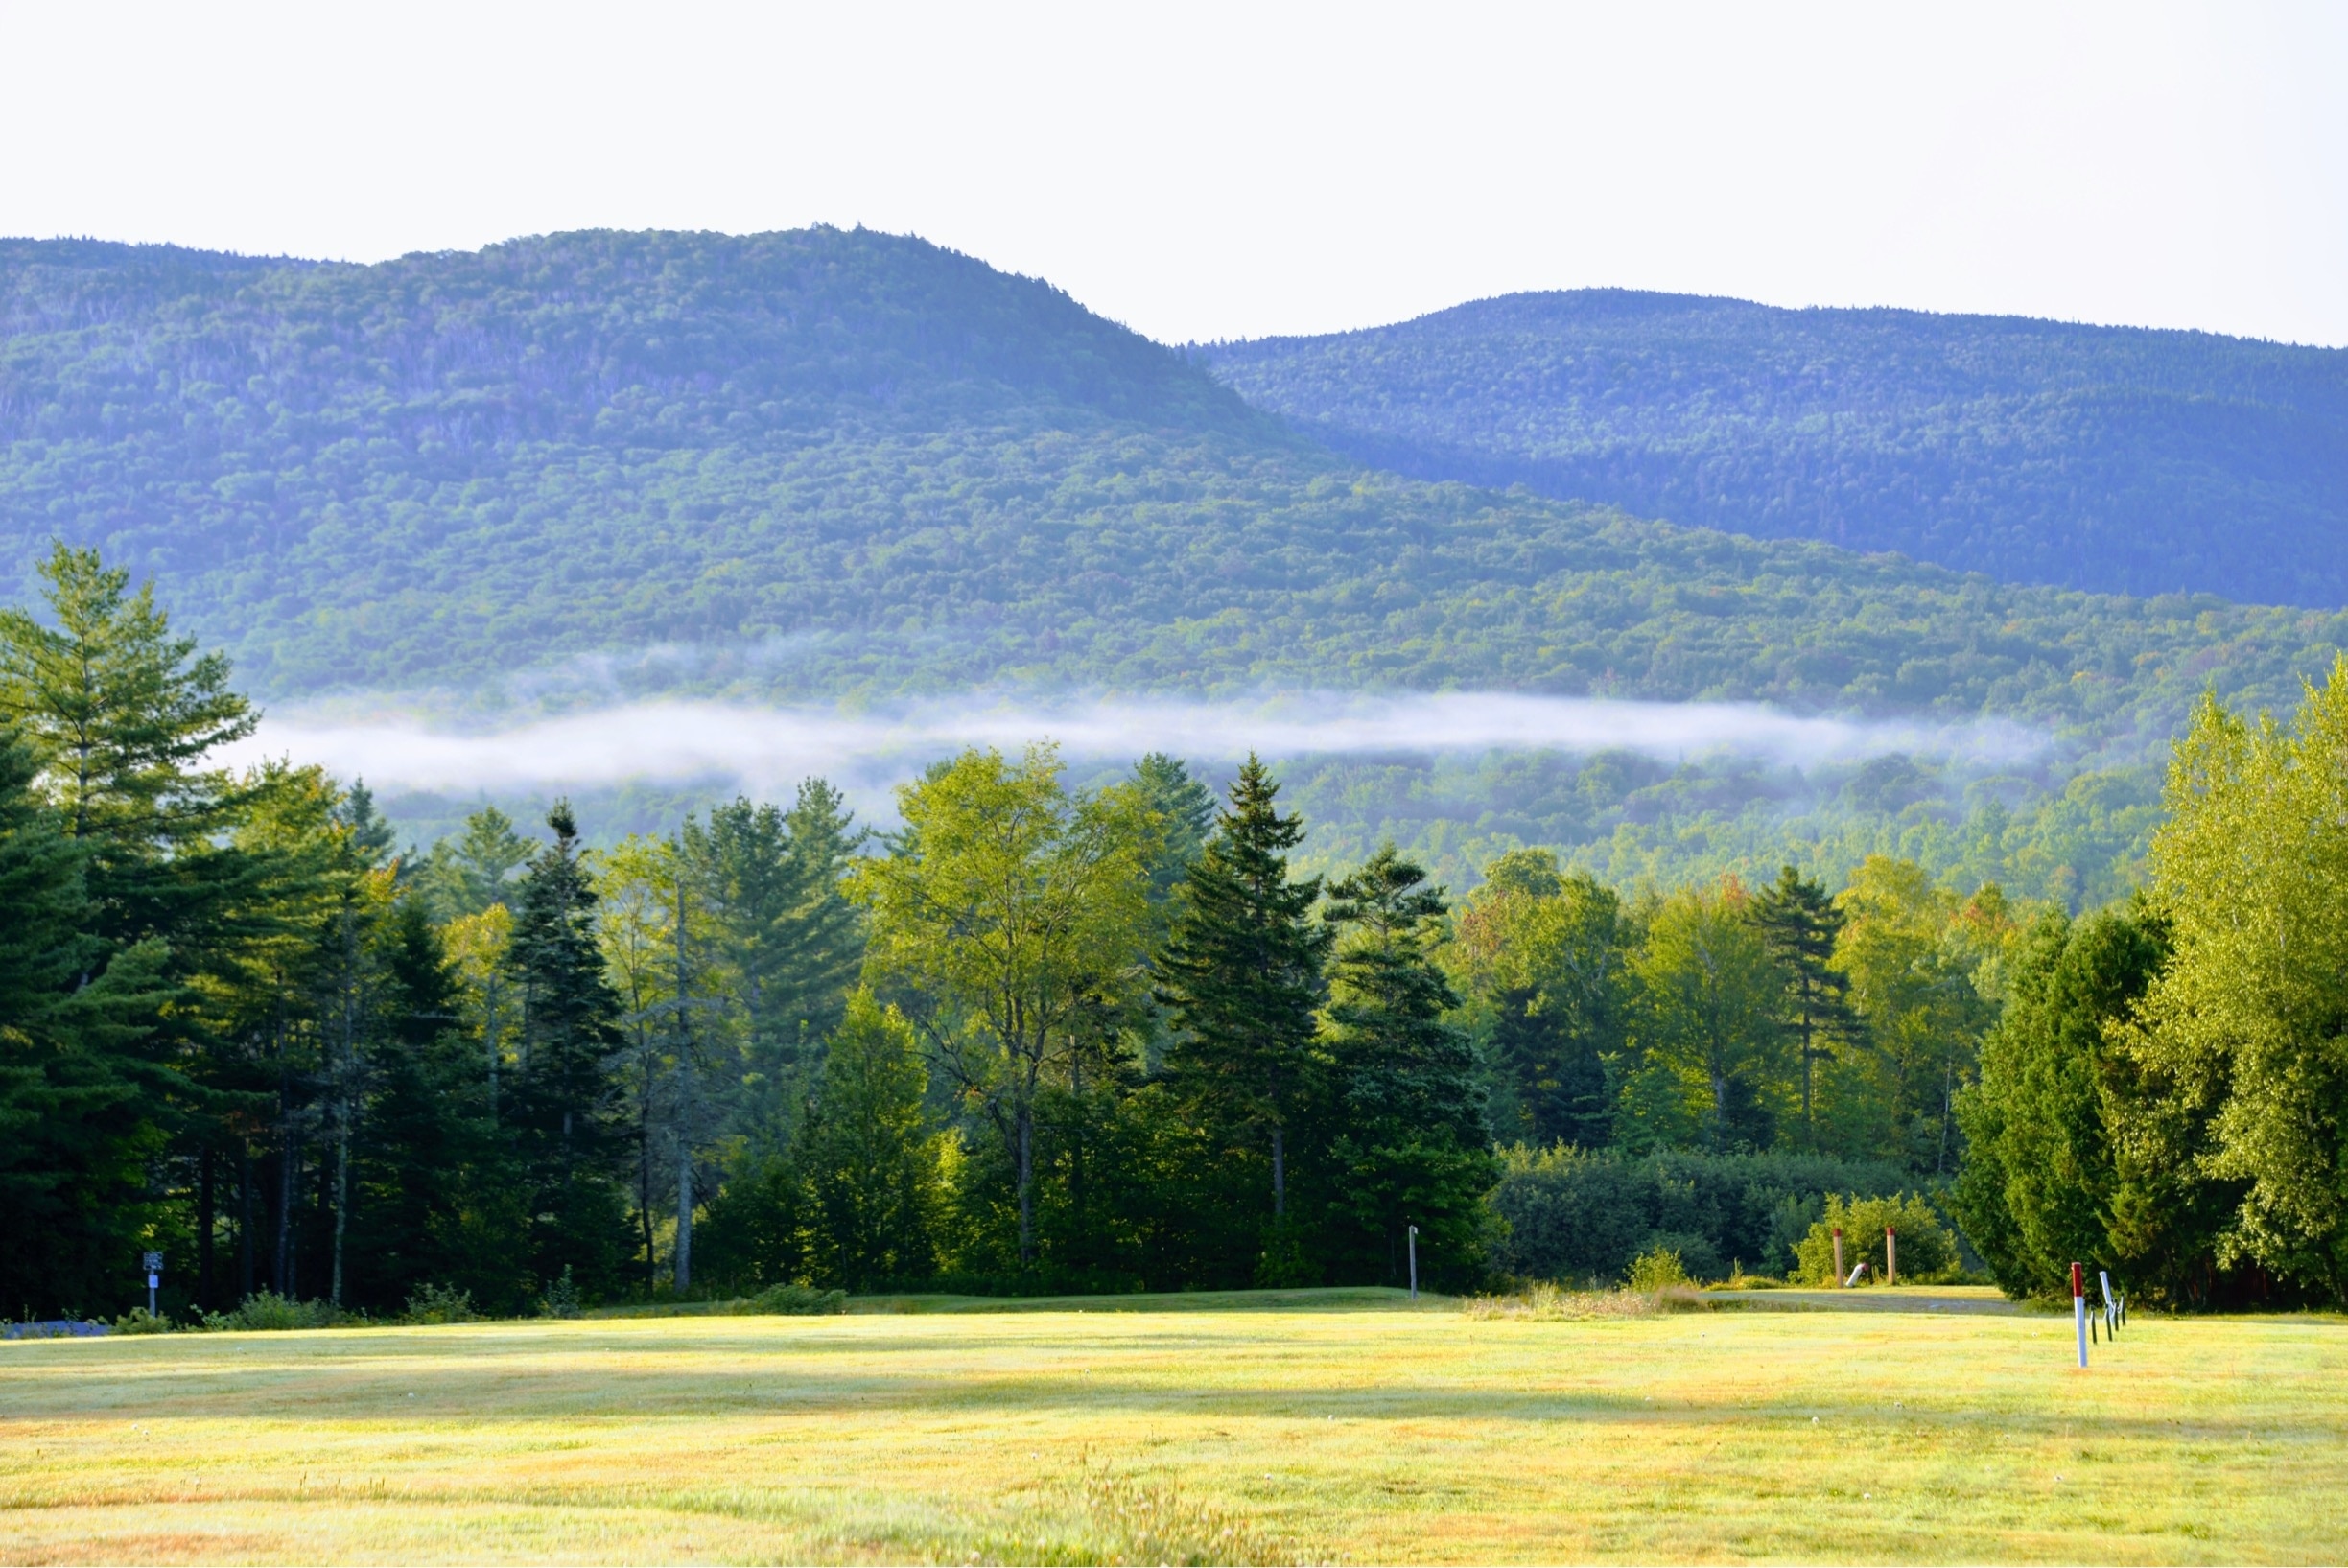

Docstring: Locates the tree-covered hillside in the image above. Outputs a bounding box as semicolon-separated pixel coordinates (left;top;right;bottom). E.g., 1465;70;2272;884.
5;229;2348;749
1196;290;2348;608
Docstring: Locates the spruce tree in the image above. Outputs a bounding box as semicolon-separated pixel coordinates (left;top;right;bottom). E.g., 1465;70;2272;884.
507;800;629;1296
1132;752;1215;909
0;726;173;1315
1155;756;1330;1233
1751;864;1855;1150
420;806;533;922
0;544;258;946
0;545;267;1315
1321;845;1494;1287
684;783;862;1095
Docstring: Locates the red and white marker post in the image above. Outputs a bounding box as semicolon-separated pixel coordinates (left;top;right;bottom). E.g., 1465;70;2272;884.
2072;1261;2088;1369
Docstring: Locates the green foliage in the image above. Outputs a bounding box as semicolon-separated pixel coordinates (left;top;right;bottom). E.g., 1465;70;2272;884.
7;233;2347;773
1199;288;2348;606
2128;661;2348;1305
1318;847;1495;1288
1624;1246;1694;1292
682;784;864;1095
1156;756;1329;1245
1829;859;2005;1174
1950;903;2219;1304
798;992;946;1290
1751;865;1856;1151
539;1266;583;1320
109;1306;175;1334
506;803;632;1298
416;807;532;923
740;1282;848;1316
203;1292;354;1331
852;744;1162;1269
1446;851;1631;1150
401;1284;479;1325
1622;881;1787;1154
1489;1144;1917;1284
1791;1193;1960;1285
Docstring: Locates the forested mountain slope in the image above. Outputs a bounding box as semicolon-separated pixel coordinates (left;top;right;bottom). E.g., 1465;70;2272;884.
1196;291;2348;607
4;229;2347;746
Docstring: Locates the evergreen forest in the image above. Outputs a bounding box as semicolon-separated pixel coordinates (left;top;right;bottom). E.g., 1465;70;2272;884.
8;547;2347;1323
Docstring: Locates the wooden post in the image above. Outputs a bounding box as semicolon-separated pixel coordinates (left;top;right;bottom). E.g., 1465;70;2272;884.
1832;1228;1844;1288
1886;1227;1897;1287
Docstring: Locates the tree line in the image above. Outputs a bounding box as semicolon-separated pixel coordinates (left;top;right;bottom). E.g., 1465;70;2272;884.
6;544;2346;1319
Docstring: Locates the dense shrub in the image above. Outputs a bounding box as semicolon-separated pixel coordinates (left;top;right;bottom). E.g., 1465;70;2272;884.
1490;1146;1914;1284
1791;1194;1960;1285
201;1293;355;1331
1624;1247;1694;1291
403;1284;479;1324
738;1283;848;1316
539;1267;583;1320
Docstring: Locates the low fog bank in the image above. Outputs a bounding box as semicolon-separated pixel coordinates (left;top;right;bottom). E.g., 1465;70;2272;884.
219;691;2048;804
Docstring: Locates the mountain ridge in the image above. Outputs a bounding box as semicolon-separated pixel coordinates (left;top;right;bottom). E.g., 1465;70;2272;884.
1;227;2343;757
1196;288;2348;606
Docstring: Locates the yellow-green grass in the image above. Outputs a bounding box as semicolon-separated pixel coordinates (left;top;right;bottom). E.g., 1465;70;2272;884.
3;1289;2343;1564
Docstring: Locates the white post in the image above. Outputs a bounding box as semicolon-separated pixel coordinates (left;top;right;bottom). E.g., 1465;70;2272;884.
1408;1225;1419;1300
2072;1261;2088;1369
2099;1270;2115;1336
1886;1227;1897;1287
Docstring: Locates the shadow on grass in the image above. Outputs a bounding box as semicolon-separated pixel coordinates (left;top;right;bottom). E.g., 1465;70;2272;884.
844;1286;1447;1315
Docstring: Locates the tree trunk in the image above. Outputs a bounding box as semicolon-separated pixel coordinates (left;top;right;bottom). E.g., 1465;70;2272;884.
274;1130;295;1296
332;923;356;1310
671;880;696;1295
1016;1101;1035;1267
674;1136;693;1295
197;1147;216;1312
1271;1123;1286;1220
237;1150;254;1301
1799;995;1815;1143
331;1109;350;1308
1068;1050;1086;1265
485;977;500;1119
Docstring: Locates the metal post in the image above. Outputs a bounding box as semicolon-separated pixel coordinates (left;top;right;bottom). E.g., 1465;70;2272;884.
2099;1270;2116;1336
1832;1228;1844;1288
143;1251;162;1317
1408;1225;1419;1300
2072;1261;2087;1369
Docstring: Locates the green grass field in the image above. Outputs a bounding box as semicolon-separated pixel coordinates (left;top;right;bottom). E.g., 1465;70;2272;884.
3;1289;2343;1564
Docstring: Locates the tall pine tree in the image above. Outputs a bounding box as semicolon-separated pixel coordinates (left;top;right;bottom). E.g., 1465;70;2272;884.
1320;845;1495;1289
1751;865;1855;1152
507;801;629;1299
1155;756;1330;1251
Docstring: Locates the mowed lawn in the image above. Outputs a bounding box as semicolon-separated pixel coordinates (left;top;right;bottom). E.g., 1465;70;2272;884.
2;1290;2343;1565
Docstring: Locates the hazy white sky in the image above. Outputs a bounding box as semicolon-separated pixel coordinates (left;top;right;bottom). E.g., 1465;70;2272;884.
3;1;2341;345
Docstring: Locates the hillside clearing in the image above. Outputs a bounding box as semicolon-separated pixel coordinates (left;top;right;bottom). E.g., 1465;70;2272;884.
2;1292;2341;1564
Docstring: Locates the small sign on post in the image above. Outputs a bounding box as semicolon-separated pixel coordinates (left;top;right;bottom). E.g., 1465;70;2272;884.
142;1251;163;1317
1407;1225;1420;1300
1832;1227;1844;1288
